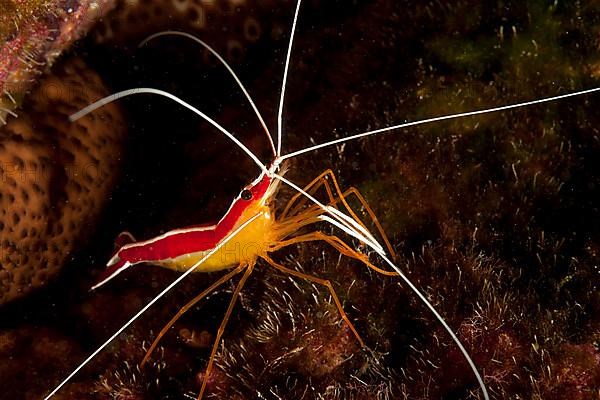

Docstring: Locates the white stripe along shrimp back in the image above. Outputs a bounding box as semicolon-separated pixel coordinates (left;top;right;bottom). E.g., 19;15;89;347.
17;1;600;399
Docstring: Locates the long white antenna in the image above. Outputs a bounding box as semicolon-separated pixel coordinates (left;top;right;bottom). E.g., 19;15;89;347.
140;31;277;158
277;0;303;157
280;86;600;161
378;253;489;400
69;88;268;173
43;213;263;400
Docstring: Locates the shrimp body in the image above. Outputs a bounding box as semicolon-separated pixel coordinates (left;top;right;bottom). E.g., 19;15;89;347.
96;162;366;291
95;171;279;288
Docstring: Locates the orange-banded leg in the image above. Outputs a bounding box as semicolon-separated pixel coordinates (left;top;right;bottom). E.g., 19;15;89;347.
281;169;339;217
261;254;365;347
276;190;397;276
138;262;254;400
140;264;246;368
337;186;396;260
281;169;396;260
198;263;254;400
270;231;397;277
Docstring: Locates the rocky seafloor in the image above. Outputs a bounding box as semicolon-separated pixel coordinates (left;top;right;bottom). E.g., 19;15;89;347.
0;0;599;399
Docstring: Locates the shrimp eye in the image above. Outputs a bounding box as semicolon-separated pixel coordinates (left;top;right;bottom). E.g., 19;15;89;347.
241;189;253;201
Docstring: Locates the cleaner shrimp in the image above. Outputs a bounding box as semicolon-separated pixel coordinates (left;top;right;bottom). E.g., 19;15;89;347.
42;1;600;399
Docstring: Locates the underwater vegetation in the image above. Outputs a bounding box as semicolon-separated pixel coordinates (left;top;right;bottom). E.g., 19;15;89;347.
0;0;599;399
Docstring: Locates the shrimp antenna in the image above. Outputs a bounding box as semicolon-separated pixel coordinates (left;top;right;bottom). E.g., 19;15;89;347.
378;252;489;399
270;172;490;400
139;31;277;158
42;213;264;400
69;88;268;173
277;0;303;157
279;86;600;161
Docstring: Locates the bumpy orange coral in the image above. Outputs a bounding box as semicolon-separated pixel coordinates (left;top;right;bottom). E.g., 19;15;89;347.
0;57;126;303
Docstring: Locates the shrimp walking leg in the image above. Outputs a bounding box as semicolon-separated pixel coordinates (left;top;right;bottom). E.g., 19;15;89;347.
270;232;396;277
197;263;254;400
261;255;364;347
140;264;246;367
282;169;396;258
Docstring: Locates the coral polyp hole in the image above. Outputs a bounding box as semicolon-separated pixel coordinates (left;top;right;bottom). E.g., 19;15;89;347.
126;13;138;24
218;0;232;13
187;8;199;22
227;40;244;62
244;18;261;42
139;11;150;22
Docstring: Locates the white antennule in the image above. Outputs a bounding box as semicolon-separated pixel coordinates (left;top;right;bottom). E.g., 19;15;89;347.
325;205;385;254
139;31;277;158
279;86;600;161
277;0;303;157
42;212;264;400
69;87;268;174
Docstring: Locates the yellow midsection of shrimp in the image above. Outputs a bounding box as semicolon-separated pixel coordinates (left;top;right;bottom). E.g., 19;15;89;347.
157;203;275;272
